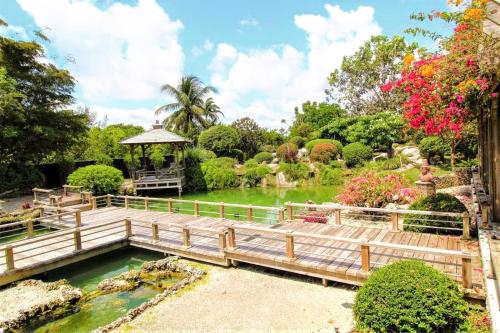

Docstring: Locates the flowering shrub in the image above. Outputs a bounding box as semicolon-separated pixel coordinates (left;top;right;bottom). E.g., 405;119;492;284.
302;211;328;224
336;171;419;208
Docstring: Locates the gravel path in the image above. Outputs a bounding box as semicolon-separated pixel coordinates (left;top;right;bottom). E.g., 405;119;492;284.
115;264;356;333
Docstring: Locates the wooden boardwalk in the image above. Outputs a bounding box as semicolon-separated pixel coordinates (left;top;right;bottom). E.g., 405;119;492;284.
0;205;483;296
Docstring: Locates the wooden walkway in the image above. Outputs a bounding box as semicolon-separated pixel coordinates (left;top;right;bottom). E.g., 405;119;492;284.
0;205;483;296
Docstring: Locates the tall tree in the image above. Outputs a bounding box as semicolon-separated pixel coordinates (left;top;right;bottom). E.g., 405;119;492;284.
327;35;418;115
231;117;263;158
155;75;220;136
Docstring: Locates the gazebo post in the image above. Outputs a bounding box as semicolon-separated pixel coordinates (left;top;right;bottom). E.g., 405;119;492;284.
130;144;136;180
140;144;146;170
181;144;185;167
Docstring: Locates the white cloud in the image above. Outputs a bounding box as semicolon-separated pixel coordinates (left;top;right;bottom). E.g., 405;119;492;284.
210;4;382;128
240;18;259;27
191;39;214;56
0;21;28;39
89;105;157;129
16;0;184;103
203;40;214;51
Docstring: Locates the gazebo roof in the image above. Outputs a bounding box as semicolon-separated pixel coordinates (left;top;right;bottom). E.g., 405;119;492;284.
120;122;192;145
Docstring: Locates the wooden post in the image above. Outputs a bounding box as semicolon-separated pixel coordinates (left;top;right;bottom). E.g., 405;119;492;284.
194;201;200;217
57;208;62;224
125;218;132;238
481;203;490;228
219;202;225;219
26;220;34;238
33;189;38;203
391;212;399;232
462;213;471;240
38;206;44;218
361;242;370;272
5;246;14;270
152;223;159;242
286;233;295;260
227;227;236;249
286;202;293;221
321;279;329;287
63;186;68;197
247;206;253;222
144;197;149;211
106;194;112;207
462;256;472;289
75;211;82;227
335;208;341;225
218;232;226;254
124;196;129;209
183;228;191;248
73;229;82;251
91;197;97;209
279;209;285;223
167;199;173;213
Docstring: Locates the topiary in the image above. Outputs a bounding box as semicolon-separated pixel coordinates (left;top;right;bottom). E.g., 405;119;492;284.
254;151;273;164
276;143;298;162
419;136;450;165
316;163;343;186
342;142;373;167
67;165;124;195
305;139;334;152
244;165;272;187
289;136;306;148
310;143;339;164
404;193;467;235
354;260;468;333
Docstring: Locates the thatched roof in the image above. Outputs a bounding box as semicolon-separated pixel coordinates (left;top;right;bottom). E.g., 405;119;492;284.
120;123;191;145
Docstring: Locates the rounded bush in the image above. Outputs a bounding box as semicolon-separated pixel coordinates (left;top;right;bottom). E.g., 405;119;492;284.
199;149;216;161
342;142;373;167
404;193;467;235
305;139;334;152
310;143;338;164
254;152;273;164
201;161;239;190
419;136;450;164
289;136;306;148
244;159;259;168
198;125;241;156
94;153;113;166
276;143;298;162
354;260;467;333
67;165;124;195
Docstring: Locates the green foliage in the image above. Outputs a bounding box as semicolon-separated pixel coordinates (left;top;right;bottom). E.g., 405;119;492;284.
231;117;263;158
289;136;306;148
67;165;124;195
316;163;343;186
201;158;239;190
310;143;339;164
244;159;259;168
290;102;347;136
305;139;334;152
94;153;113;166
354;260;468;333
342;143;373;167
404;193;467;235
278;162;310;181
276;143;298;162
329;160;345;169
419;136;450;164
244;165;272;187
371;155;407;171
149;148;165;171
0;164;44;193
123;153;140;177
261;129;285;147
254;152;273;164
320;117;357;144
84;124;144;160
185;148;216;168
198;125;241;157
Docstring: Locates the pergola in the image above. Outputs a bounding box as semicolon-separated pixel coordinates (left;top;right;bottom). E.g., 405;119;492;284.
120;122;191;195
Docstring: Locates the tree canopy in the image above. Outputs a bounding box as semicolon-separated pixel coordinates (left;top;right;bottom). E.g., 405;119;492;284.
231;117;264;158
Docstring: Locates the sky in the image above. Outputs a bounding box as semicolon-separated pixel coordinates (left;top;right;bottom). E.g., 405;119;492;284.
1;0;452;129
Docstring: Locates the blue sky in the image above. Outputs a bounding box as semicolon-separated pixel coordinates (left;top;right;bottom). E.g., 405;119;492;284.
1;0;452;128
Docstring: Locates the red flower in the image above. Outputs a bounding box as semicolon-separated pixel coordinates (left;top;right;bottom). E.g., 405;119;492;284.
380;82;393;93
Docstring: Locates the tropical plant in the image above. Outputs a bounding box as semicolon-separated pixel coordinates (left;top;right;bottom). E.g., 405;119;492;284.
67;165;124;195
201;158;239;190
342;143;373;167
203;97;223;125
198;125;241;157
149;148;165;171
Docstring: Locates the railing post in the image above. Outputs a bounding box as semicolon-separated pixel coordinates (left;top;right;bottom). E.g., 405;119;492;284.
38;206;45;218
335;208;341;225
219;232;226;255
73;229;82;251
106;194;112;207
75;211;82;227
194;201;200;217
247;206;253;222
144;197;149;211
57;208;62;224
227;227;236;250
167;199;173;213
279;209;285;223
391;212;399;232
462;256;472;289
91;197;97;209
286;233;295;260
219;202;225;219
125;218;132;238
5;245;15;270
152;223;159;242
286;202;293;221
183;228;191;248
360;241;370;272
26;220;34;238
462;212;471;240
124;196;129;209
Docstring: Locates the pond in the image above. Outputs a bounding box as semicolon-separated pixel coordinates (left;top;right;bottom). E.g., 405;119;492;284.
32;248;170;333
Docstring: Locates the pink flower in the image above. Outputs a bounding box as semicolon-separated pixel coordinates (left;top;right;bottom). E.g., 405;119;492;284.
456;94;465;103
492;92;498;98
380;82;393;93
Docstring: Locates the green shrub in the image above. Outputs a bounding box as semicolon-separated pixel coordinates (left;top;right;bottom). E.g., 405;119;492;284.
419;136;450;164
244;165;272;187
184;165;206;192
342;142;373;167
201;160;239;190
354;260;468;333
404;193;467;235
289;136;306;148
305;139;334;152
254;152;273;164
67;165;124;195
278;162;310;181
276;143;298;162
204;157;236;169
199;149;216;161
123;153;140;178
244;159;259;168
198;125;241;156
316;163;343;186
310;143;338;163
227;148;245;162
94;153;113;166
372;155;405;171
149;149;165;170
0;164;44;193
329;160;345;169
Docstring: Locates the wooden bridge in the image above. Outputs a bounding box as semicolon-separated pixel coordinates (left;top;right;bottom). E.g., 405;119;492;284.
0;194;483;297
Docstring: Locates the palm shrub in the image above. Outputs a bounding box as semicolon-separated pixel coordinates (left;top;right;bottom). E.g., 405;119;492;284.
244;165;272;187
276;143;298;162
254;152;273;164
354;260;468;333
310;143;339;163
342;142;373;167
404;193;467;235
67;165;124;195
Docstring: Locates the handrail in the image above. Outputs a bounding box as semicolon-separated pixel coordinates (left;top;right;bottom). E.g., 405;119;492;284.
131;218;224;234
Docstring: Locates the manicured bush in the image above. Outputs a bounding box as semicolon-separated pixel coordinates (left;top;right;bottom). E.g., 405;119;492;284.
94;153;113;166
244;165;272;187
354;260;468;333
200;157;239;190
419;136;450;164
254;151;274;164
316;163;343;186
277;162;310;181
244;159;259;168
276;143;298;162
67;165;124;195
289;136;306;148
305;139;334;152
310;143;339;164
404;193;467;234
198;125;241;157
342;142;373;167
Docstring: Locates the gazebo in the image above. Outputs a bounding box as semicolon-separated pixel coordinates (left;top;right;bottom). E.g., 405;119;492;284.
120;122;191;195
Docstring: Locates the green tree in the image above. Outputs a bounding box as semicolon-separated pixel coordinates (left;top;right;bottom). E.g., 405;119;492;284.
327;35;418;115
198;125;241;157
83;124;144;160
155;75;220;136
231;117;264;158
290;102;346;136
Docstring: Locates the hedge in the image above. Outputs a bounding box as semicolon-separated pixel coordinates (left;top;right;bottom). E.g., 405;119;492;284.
67;165;124;195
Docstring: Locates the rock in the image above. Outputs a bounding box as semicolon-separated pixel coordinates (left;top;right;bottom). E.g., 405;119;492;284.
400;146;421;163
271;158;279;164
373;153;388;161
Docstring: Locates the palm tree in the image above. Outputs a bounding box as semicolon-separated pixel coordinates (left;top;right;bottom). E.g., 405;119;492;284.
155;75;220;134
203;97;223;126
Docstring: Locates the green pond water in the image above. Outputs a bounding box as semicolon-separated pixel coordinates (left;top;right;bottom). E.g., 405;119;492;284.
33;248;169;333
0;225;53;244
